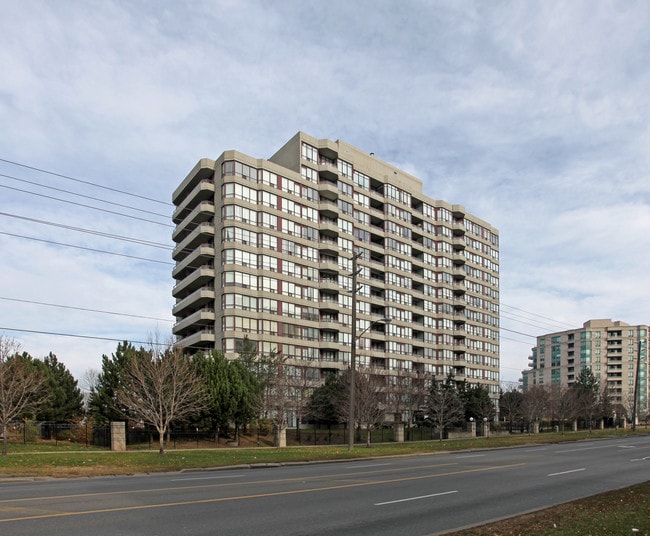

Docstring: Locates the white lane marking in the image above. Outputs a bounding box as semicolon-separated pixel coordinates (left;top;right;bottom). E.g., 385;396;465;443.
556;445;612;453
455;454;485;459
171;474;245;481
547;468;585;477
375;490;458;506
618;445;636;449
348;463;392;469
630;457;650;462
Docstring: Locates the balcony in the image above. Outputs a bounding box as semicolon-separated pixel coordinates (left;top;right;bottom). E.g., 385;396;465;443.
318;180;339;199
319;276;339;292
172;223;215;261
173;179;215;222
172;266;215;298
172;159;215;206
172;201;215;242
318;236;339;255
172;287;215;317
172;245;215;279
173;308;216;337
319;335;341;350
318;163;339;183
319;218;339;235
175;328;215;349
319;255;339;269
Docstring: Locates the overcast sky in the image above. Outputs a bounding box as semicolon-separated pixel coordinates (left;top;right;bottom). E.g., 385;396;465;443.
1;1;648;385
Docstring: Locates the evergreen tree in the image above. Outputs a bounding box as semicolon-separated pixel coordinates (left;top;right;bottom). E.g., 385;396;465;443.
34;353;83;421
193;350;234;436
460;383;495;422
193;350;261;438
228;360;261;441
306;374;345;426
88;342;142;425
573;367;600;432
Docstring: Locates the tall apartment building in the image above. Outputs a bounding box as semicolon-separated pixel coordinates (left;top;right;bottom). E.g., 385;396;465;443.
172;132;500;403
522;319;649;418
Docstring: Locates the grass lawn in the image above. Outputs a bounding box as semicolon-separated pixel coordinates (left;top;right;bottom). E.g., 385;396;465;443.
1;428;642;478
451;480;650;536
1;429;648;534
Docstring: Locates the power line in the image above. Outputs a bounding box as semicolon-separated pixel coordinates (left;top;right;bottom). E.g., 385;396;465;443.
499;334;535;346
500;303;575;330
0;157;215;247
0;171;170;218
0;231;174;265
0;211;172;249
500;326;536;338
0;296;173;322
0;326;167;347
0;157;172;206
500;312;564;334
0;183;173;228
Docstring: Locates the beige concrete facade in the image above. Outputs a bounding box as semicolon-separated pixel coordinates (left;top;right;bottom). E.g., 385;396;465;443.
172;132;500;403
522;319;649;420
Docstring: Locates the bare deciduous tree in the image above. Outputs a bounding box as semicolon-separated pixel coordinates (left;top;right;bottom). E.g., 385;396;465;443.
520;385;550;433
499;387;522;432
352;368;387;447
80;368;100;412
549;384;578;433
0;336;48;455
115;340;206;454
261;352;291;447
385;368;431;426
286;365;319;443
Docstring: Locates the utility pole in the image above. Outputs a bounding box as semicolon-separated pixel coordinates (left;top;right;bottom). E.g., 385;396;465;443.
348;251;362;451
632;334;646;431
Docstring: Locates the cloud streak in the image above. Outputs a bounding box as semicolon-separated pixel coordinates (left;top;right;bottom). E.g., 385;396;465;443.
1;1;648;382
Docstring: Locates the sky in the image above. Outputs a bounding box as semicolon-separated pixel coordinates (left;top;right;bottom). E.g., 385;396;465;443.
1;0;649;386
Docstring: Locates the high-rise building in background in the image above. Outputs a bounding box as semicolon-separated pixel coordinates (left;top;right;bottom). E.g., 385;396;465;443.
522;319;648;420
172;132;500;410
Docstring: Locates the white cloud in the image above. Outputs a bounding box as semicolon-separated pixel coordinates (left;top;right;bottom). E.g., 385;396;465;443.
1;0;649;384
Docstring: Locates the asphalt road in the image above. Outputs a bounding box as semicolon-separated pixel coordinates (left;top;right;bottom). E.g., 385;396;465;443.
1;435;649;536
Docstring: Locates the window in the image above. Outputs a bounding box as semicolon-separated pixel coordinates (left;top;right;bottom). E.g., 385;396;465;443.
301;142;318;163
223;249;256;267
258;211;278;229
338;181;353;197
259;190;277;208
223;271;258;289
222;205;256;224
223;293;257;311
222;161;257;181
301;165;318;183
338;159;353;178
353;170;370;190
338;199;353;215
259;233;277;250
338;219;353;235
259;170;278;187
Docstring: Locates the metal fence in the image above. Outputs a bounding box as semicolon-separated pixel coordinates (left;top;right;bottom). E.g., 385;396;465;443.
6;418;634;452
5;421;96;447
5;421;470;450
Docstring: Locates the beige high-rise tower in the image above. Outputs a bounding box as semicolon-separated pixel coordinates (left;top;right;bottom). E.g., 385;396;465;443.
172;132;500;411
522;319;649;422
